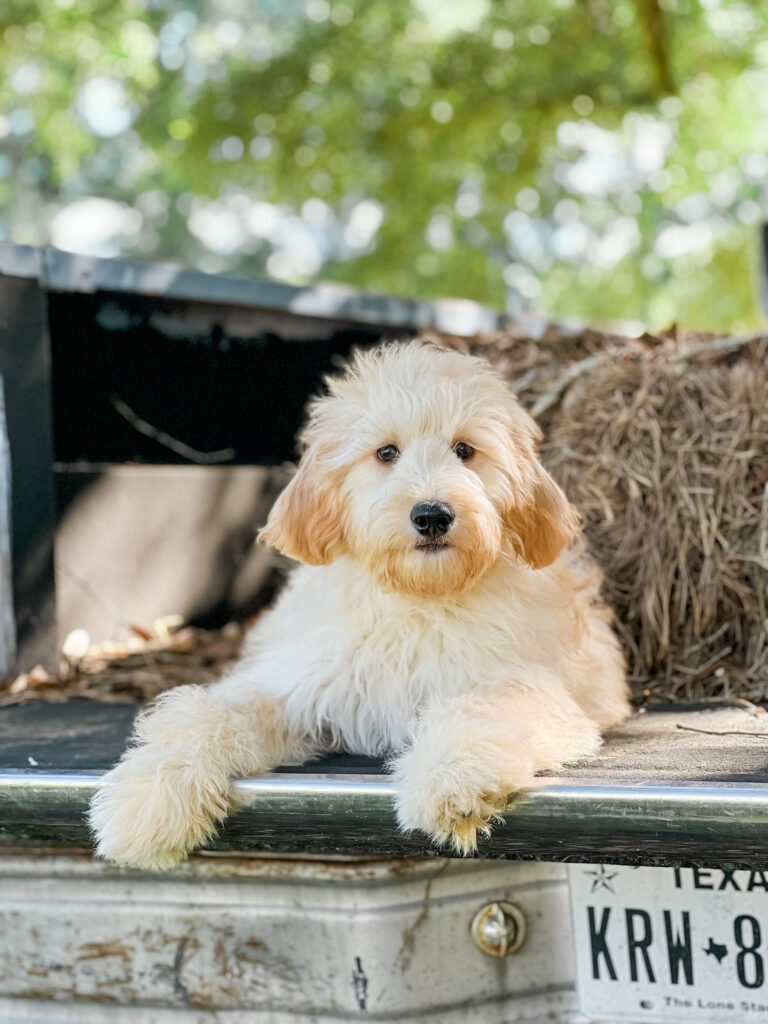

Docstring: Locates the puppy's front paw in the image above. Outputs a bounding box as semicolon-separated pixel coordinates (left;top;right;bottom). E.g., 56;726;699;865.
88;745;230;870
394;754;517;855
431;788;509;855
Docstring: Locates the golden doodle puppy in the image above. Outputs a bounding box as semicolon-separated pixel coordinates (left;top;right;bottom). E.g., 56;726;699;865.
90;341;629;868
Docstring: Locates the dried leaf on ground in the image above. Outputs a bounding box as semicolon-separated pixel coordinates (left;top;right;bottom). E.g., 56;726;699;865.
0;622;246;706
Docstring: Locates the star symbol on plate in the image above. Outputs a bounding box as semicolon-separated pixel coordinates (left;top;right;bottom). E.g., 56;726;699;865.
585;864;619;893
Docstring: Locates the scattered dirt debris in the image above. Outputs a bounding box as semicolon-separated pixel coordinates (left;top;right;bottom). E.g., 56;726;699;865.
1;618;246;706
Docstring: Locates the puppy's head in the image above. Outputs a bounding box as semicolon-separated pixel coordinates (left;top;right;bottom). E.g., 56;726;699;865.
261;342;579;597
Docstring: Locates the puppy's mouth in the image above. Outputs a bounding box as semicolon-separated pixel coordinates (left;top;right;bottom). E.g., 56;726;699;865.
415;540;452;553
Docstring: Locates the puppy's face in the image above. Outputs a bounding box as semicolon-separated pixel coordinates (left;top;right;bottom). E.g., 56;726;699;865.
261;343;579;598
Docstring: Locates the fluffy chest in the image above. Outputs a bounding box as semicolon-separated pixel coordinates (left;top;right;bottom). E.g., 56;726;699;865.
350;605;504;695
293;596;526;754
301;608;505;755
261;560;569;755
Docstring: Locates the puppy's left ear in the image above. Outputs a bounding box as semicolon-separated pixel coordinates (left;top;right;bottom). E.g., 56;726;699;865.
505;460;580;569
259;451;343;566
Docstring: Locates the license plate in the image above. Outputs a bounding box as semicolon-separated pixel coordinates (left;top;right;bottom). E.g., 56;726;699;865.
569;864;768;1022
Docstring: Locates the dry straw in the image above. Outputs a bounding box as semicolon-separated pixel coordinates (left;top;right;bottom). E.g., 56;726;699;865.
435;327;768;702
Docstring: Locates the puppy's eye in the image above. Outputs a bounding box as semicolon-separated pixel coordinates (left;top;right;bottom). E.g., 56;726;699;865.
377;444;400;463
453;442;474;461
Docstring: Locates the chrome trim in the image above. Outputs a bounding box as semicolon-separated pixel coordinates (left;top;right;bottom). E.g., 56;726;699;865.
2;770;768;865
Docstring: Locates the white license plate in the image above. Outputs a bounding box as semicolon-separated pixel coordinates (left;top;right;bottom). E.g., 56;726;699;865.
569;864;768;1023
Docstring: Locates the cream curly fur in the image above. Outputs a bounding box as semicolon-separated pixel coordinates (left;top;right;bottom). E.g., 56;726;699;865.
89;341;630;868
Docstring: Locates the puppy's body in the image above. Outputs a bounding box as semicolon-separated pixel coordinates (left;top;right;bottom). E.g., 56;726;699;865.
238;552;625;755
90;342;630;868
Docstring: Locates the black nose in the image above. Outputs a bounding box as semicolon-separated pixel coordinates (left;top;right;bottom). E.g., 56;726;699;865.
410;501;455;538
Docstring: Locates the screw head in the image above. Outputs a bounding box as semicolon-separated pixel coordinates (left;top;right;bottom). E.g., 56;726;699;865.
470;901;526;958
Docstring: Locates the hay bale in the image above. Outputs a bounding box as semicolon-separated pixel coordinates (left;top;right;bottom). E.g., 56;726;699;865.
434;328;768;700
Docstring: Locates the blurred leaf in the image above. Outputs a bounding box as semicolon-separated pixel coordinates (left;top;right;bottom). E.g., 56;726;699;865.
1;0;767;330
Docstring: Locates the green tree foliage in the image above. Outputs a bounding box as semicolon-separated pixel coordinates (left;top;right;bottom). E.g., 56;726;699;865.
1;0;767;330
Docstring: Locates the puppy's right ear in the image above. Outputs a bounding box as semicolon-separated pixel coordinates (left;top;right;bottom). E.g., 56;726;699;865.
259;451;343;566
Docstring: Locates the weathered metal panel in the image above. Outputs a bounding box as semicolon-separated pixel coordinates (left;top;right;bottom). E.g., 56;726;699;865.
0;853;576;1022
34;245;508;335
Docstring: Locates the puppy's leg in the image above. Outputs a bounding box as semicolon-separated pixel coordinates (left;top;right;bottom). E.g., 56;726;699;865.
393;681;600;855
89;678;314;870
